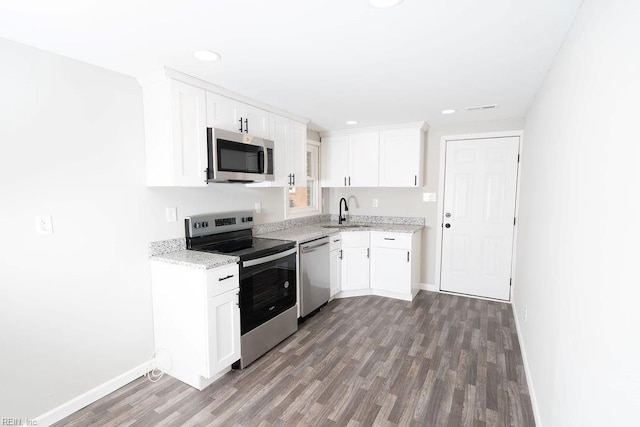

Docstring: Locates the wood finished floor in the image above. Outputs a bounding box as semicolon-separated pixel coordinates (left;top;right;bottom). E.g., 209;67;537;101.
55;291;535;426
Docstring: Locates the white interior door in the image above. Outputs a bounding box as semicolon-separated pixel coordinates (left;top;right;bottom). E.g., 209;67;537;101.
440;137;520;300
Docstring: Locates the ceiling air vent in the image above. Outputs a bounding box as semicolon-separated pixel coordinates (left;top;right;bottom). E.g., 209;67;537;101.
466;104;499;111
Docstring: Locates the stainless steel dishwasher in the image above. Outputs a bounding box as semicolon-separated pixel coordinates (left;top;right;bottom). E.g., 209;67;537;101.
300;236;330;318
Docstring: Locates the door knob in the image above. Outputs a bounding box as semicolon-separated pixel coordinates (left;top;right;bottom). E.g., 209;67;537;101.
445;223;451;228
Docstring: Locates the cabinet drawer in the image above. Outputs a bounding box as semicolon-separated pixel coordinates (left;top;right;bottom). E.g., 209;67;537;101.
206;263;239;298
329;234;343;251
370;232;411;249
341;231;370;248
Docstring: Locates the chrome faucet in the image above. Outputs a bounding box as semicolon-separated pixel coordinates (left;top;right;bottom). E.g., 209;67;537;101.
338;197;349;224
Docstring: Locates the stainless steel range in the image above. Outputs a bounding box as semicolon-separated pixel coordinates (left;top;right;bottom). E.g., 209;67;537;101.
185;211;298;368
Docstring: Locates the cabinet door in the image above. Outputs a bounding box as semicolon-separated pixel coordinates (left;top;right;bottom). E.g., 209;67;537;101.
206;92;241;133
348;132;379;187
341;247;370;291
242;105;270;139
321;136;349;187
269;114;290;186
379;128;423;187
169;80;208;187
206;288;240;377
290;121;308;188
370;247;411;295
329;249;343;297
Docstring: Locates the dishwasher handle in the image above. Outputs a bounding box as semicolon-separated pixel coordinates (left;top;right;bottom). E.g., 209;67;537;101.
301;240;329;253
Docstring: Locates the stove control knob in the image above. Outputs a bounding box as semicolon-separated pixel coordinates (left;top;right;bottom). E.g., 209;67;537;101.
194;222;201;229
284;281;290;289
202;221;208;228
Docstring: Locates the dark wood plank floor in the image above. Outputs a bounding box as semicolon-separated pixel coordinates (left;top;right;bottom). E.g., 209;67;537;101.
55;291;535;426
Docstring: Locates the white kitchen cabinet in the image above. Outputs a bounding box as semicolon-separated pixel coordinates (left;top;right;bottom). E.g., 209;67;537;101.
320;133;379;187
329;235;343;298
378;127;425;187
206;92;270;139
142;78;208;187
348;132;379;187
320;122;428;188
339;232;370;294
369;231;422;301
320;136;349;187
268;114;307;187
150;261;240;390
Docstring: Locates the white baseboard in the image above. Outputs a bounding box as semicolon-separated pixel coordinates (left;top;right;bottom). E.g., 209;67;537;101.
36;361;151;426
511;303;542;427
420;283;438;292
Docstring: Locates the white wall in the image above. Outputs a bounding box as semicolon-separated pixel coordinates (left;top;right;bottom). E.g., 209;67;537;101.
328;118;524;284
514;0;640;425
0;37;286;419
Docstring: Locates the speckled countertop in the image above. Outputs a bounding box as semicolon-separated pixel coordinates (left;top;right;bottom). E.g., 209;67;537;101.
150;250;239;270
256;221;423;244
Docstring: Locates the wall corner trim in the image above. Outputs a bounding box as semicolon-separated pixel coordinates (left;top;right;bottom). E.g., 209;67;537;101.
35;362;151;426
511;303;543;427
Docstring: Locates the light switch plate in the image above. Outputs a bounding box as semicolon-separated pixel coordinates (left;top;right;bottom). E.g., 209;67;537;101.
423;192;437;202
166;207;178;223
372;199;379;208
36;215;53;235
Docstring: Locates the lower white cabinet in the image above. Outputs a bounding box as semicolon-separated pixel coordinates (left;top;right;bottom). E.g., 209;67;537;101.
332;230;422;301
150;261;240;390
340;232;370;294
329;235;343;298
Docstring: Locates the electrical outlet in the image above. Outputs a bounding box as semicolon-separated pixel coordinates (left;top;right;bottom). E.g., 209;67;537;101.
372;198;379;208
254;202;262;213
36;215;53;235
166;207;177;223
423;192;437;202
524;306;528;322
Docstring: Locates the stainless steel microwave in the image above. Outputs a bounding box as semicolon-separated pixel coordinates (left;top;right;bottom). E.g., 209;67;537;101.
206;128;274;183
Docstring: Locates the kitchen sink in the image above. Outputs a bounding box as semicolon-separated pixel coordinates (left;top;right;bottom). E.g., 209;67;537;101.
321;224;371;229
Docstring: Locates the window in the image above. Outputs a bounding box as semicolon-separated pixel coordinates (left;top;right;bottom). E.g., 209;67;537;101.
286;141;320;218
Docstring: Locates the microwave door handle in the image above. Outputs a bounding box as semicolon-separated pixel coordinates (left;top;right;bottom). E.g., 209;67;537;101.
242;248;297;268
258;150;265;173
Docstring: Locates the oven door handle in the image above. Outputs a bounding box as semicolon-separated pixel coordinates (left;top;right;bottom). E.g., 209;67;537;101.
242;247;297;268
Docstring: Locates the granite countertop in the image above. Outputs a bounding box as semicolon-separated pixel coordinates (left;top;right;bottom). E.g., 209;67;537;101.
150;250;239;270
256;221;423;244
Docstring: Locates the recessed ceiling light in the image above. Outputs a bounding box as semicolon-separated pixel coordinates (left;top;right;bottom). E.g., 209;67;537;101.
369;0;404;8
193;50;221;62
346;120;358;125
441;109;457;115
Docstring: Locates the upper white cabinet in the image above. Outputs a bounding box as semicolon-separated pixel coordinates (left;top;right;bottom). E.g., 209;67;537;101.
139;68;309;187
320;132;379;187
266;114;307;187
206;92;270;139
379;127;425;187
142;78;208;187
320;122;428;188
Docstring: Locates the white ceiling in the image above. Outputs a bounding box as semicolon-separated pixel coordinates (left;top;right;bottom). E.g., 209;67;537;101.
0;0;583;130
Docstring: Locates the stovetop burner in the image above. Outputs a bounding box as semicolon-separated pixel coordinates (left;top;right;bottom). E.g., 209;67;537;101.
193;236;295;261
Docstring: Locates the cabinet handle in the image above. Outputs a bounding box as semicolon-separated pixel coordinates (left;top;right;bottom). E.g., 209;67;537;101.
367;248;370;258
333;239;341;242
348;176;351;186
344;177;346;186
219;274;234;281
384;238;395;241
407;251;410;262
292;173;295;186
414;175;417;186
244;118;249;133
339;249;343;260
238;117;243;133
288;174;292;186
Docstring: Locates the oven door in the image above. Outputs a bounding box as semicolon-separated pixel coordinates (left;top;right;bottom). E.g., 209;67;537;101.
239;248;297;335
